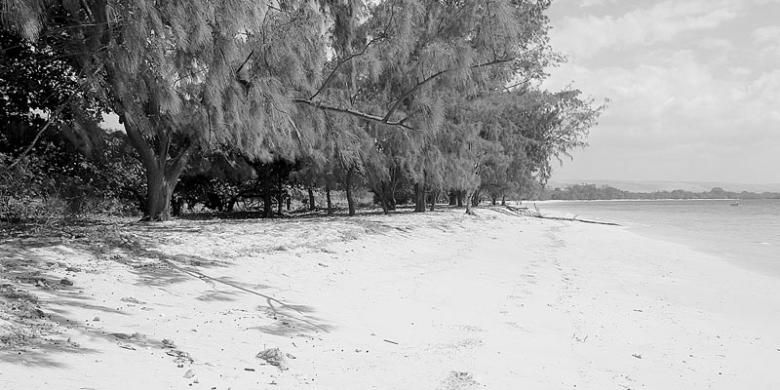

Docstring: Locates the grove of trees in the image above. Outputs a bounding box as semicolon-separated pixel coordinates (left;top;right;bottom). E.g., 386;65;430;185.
1;0;603;222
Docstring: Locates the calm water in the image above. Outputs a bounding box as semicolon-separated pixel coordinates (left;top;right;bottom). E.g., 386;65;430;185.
534;199;780;277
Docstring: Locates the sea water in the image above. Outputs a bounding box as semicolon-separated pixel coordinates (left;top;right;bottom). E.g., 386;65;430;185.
534;199;780;277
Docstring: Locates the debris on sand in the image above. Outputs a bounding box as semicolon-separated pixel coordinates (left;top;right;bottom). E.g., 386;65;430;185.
60;278;74;286
120;297;146;305
166;349;194;367
256;347;289;371
438;371;480;390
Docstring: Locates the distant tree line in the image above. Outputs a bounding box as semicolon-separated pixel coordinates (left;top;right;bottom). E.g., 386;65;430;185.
1;1;603;222
542;184;780;201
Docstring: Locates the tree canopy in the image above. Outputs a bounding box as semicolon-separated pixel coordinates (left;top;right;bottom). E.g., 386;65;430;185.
1;0;604;220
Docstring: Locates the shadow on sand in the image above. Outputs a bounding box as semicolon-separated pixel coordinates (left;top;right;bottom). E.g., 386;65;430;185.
0;220;332;367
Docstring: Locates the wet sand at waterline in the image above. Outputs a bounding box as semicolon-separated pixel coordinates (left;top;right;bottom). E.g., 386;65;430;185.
1;208;778;389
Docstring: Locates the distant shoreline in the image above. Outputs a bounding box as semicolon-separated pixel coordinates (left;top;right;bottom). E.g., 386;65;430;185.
540;183;780;201
530;198;744;203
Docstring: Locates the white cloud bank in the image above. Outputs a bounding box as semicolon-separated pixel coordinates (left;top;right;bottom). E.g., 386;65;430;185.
544;0;780;184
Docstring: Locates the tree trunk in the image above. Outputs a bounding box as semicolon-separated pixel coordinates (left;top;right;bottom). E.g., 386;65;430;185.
456;190;464;207
388;173;398;211
171;196;183;217
389;191;397;210
276;176;284;216
345;169;356;216
263;192;274;218
377;183;389;215
122;116;192;222
145;165;177;221
491;196;497;206
414;183;426;213
307;186;316;211
471;189;481;207
326;185;334;215
501;194;506;206
449;191;457;206
465;191;476;215
429;190;438;211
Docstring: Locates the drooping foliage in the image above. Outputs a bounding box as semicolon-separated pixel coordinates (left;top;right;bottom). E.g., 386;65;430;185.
2;0;603;219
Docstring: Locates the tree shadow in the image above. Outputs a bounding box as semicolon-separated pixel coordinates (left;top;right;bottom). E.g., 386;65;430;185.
0;218;334;368
251;304;333;337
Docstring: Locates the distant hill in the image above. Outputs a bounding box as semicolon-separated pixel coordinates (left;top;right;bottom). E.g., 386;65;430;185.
546;179;780;193
540;183;780;201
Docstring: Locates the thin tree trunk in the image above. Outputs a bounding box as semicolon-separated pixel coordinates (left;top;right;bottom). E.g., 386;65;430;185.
377;183;389;215
491;196;497;206
501;194;506;206
465;191;476;215
414;183;426;213
263;193;274;218
172;196;183;217
345;169;356;216
449;190;457;206
388;173;398;211
277;176;284;216
308;186;316;211
326;185;334;215
456;190;464;208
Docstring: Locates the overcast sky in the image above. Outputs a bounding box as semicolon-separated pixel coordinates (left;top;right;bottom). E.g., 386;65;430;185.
542;0;780;185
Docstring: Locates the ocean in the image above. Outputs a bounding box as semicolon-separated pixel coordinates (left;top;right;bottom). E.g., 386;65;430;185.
533;199;780;277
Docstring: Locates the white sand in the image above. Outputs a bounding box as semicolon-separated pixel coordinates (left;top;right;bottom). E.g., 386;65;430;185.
1;208;778;389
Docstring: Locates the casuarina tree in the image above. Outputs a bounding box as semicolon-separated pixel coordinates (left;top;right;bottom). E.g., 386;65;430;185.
2;1;326;220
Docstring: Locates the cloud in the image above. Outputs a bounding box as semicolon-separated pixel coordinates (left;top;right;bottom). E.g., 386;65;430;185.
578;0;617;7
752;26;780;42
544;0;780;183
545;49;780;170
552;0;741;59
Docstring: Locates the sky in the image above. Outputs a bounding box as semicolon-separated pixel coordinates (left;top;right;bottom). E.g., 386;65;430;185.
542;0;780;186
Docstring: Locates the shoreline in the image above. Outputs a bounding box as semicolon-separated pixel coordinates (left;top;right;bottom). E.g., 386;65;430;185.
533;199;780;280
529;198;744;203
1;208;778;389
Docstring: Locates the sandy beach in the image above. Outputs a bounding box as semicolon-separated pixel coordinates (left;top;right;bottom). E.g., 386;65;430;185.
1;208;778;389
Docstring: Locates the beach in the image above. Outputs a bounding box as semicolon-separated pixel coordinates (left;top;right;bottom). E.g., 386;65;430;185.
1;208;778;389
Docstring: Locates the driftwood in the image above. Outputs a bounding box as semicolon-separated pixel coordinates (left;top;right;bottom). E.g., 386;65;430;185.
505;205;620;226
529;214;620;226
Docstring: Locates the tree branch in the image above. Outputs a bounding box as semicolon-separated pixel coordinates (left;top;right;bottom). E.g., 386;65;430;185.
298;57;514;131
503;77;532;92
122;114;158;170
294;99;414;130
382;57;515;122
6;83;81;170
310;36;386;101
